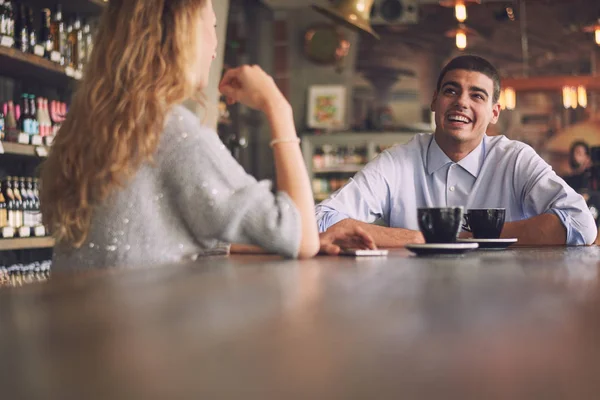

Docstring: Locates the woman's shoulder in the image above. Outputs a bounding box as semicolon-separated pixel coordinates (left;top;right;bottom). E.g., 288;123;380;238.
161;104;224;150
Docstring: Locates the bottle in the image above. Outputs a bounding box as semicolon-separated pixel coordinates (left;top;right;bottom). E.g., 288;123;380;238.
27;177;39;227
50;4;65;65
33;178;44;232
75;17;84;70
0;0;10;37
40;9;53;58
26;6;35;52
5;1;13;39
28;94;38;135
19;93;30;134
11;176;22;229
18;178;29;228
42;98;51;137
14;3;28;53
0;181;7;232
65;20;74;68
0;105;4;140
4;177;15;229
5;101;16;131
83;21;93;65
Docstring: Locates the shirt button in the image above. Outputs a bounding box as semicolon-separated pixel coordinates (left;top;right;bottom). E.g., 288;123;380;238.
449;186;455;192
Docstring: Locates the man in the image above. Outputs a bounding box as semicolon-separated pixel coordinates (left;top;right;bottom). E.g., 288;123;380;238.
316;55;597;246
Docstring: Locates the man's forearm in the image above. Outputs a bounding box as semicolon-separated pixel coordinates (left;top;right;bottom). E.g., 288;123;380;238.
501;213;567;245
328;219;424;247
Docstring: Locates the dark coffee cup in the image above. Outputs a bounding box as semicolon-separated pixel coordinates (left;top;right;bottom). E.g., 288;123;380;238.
464;208;506;239
417;207;464;243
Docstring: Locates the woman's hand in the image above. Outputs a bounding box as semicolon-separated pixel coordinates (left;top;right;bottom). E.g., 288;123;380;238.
319;226;377;256
219;65;288;114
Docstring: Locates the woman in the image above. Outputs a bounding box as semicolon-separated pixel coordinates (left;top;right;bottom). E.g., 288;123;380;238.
41;0;373;269
565;141;592;192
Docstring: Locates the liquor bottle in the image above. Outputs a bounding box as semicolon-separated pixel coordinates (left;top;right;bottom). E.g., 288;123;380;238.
26;6;35;52
0;0;15;44
0;0;10;37
65;20;74;68
19;93;30;134
40;9;53;58
50;4;65;65
18;177;30;228
11;176;22;229
83;21;93;65
28;94;38;135
4;177;16;229
0;181;7;232
14;3;28;53
0;105;4;140
75;17;84;70
5;101;16;131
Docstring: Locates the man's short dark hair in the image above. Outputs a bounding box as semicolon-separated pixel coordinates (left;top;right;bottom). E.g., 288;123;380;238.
436;55;501;104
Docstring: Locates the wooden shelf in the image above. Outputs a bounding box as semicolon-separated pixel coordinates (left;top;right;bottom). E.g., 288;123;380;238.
0;237;55;251
2;142;48;158
0;45;76;88
313;164;364;174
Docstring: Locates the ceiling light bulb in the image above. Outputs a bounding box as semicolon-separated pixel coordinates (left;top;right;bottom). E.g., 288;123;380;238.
562;86;572;109
578;85;587;108
504;87;516;110
596;28;600;45
456;31;467;49
455;4;467;22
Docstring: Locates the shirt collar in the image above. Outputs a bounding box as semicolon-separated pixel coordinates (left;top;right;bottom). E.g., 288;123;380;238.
426;135;486;178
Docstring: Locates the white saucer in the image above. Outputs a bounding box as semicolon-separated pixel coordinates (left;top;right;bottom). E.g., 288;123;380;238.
405;242;479;256
457;238;518;250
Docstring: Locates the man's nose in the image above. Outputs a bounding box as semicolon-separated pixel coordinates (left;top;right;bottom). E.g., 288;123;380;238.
453;92;469;109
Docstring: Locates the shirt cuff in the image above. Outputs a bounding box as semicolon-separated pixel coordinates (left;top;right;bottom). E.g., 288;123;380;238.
547;209;581;245
317;212;349;233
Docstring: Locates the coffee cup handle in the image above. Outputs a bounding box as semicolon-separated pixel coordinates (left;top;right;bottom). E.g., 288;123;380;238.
462;214;471;232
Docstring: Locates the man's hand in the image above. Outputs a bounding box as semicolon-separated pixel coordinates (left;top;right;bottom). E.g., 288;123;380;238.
319;226;377;256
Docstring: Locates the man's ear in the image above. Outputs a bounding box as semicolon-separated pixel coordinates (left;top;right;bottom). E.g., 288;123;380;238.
430;91;438;112
490;101;501;124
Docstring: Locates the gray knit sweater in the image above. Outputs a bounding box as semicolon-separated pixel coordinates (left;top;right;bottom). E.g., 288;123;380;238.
53;105;301;270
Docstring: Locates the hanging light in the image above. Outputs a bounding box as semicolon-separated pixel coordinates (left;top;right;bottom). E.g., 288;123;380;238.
562;86;572;109
445;24;478;50
504;87;516;110
456;31;467;49
577;86;588;108
455;2;467;22
583;20;600;46
570;87;578;109
440;0;481;23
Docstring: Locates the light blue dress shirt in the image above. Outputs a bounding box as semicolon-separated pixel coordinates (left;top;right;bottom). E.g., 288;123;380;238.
315;133;597;245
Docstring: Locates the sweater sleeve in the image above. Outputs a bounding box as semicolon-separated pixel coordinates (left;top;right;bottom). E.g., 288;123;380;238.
158;107;301;258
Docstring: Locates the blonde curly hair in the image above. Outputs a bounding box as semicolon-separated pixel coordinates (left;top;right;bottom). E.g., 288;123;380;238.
40;0;207;247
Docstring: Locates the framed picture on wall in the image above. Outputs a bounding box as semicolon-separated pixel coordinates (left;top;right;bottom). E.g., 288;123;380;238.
306;85;346;130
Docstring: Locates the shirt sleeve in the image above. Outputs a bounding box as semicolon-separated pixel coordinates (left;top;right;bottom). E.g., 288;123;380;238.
315;151;394;232
159;111;301;258
514;145;597;245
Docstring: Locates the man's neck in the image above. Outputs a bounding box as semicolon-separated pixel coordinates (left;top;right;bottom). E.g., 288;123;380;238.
434;133;484;163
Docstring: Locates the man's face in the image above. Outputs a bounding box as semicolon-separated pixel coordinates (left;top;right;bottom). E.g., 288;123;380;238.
431;69;501;146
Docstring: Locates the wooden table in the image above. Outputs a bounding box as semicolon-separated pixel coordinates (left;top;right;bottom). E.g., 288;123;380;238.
2;247;600;399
